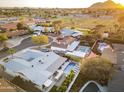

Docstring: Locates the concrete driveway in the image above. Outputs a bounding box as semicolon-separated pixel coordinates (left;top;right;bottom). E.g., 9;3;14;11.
108;44;124;92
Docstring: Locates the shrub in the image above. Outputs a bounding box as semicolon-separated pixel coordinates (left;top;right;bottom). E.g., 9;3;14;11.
65;55;82;62
3;58;9;62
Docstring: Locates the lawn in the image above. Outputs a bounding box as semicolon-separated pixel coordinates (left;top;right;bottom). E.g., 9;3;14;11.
60;16;117;31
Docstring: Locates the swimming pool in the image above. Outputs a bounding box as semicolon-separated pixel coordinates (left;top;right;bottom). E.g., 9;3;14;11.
64;63;76;75
77;46;90;52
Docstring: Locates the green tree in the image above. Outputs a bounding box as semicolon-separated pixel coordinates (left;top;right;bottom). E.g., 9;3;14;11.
81;57;113;85
71;57;113;92
52;20;62;35
7;48;16;59
0;35;8;48
17;22;24;30
32;35;49;46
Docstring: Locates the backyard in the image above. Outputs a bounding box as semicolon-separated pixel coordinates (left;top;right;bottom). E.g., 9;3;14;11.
70;57;114;92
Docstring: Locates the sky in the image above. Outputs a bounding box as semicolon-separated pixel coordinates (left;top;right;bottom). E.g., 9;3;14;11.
0;0;123;8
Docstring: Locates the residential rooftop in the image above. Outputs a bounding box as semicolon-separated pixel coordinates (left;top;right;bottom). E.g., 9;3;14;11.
4;49;67;88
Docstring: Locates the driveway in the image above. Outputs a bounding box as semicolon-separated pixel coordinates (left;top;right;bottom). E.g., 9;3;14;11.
108;44;124;92
0;37;53;59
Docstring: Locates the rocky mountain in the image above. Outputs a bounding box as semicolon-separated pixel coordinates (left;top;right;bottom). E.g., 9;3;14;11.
89;0;123;9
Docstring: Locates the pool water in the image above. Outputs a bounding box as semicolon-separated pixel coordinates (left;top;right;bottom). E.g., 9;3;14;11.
64;63;75;75
79;48;87;52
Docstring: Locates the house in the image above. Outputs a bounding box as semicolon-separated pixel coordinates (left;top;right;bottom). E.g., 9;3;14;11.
61;28;83;37
51;36;79;52
66;46;91;58
1;23;17;31
30;25;55;35
4;49;68;91
97;43;110;53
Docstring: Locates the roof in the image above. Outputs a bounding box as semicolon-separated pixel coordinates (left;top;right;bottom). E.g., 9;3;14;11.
31;26;54;32
47;57;67;74
66;51;87;58
51;36;75;49
33;26;44;31
61;28;83;37
5;49;67;87
67;41;80;51
43;79;53;87
66;46;91;58
1;23;17;30
98;43;109;53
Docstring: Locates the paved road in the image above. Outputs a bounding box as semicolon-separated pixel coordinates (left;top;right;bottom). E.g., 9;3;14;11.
0;37;53;59
108;44;124;92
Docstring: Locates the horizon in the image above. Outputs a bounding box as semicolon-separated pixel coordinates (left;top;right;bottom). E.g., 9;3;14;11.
0;0;124;8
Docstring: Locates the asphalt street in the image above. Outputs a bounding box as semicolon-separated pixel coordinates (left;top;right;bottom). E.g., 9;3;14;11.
0;37;53;59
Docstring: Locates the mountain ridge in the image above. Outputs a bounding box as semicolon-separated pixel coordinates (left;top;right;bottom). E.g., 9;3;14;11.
89;0;123;9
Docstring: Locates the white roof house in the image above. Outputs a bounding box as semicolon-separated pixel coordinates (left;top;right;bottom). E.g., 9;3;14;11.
4;49;67;90
51;41;80;52
98;43;110;53
66;46;91;58
67;41;80;51
61;28;83;37
30;25;54;33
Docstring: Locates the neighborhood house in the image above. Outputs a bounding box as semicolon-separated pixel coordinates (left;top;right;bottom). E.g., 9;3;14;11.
4;49;78;91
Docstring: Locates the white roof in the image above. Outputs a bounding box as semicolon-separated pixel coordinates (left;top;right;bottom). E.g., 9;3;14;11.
67;41;80;51
43;79;53;87
55;70;63;80
18;68;52;86
33;26;44;31
66;51;86;58
61;28;83;37
4;49;66;87
98;43;108;52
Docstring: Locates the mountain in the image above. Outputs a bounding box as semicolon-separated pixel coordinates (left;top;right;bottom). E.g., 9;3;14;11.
89;0;123;9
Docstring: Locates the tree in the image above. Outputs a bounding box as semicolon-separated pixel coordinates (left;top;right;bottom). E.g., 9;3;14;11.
17;22;24;30
31;35;49;46
70;57;113;92
80;57;113;85
0;34;8;48
7;48;16;59
52;20;62;35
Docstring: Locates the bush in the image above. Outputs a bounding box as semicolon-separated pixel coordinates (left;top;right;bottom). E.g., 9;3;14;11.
65;55;82;62
3;58;9;62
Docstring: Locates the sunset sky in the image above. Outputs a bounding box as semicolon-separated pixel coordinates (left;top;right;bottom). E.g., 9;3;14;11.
0;0;123;8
